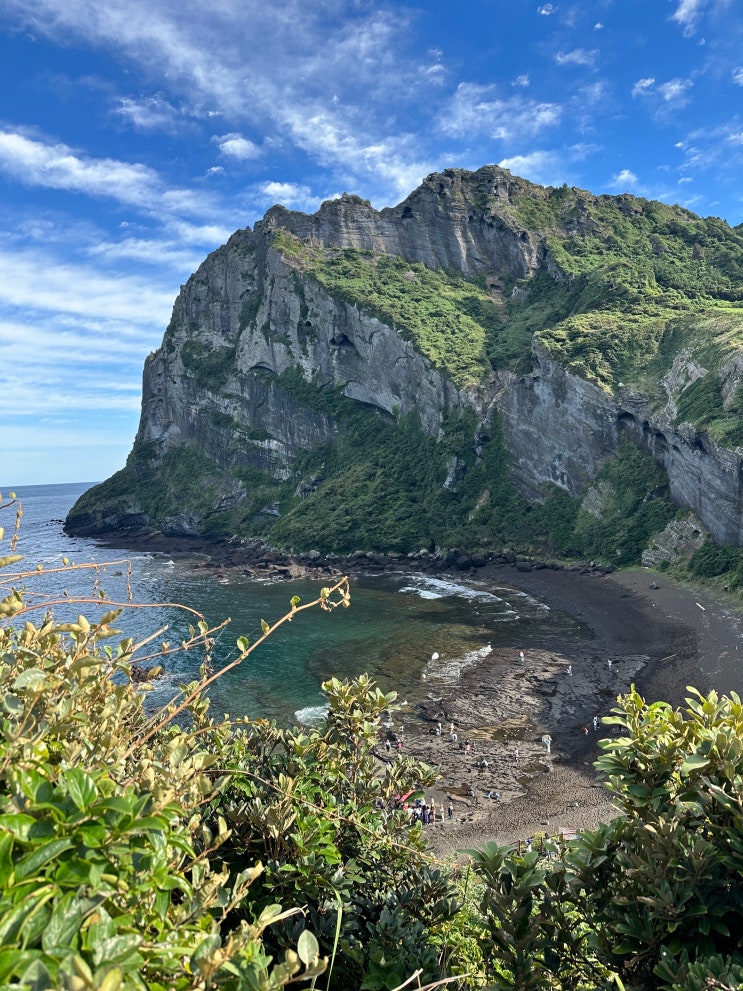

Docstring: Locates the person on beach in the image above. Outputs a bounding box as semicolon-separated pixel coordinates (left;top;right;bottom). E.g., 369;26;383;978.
566;664;573;676
447;803;454;820
607;658;613;670
593;715;599;731
385;739;391;752
450;731;458;742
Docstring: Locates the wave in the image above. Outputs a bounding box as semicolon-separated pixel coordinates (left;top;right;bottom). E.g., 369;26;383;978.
398;575;505;604
294;703;330;727
423;643;495;683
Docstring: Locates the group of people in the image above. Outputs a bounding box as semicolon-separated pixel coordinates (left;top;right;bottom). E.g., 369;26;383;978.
407;798;455;825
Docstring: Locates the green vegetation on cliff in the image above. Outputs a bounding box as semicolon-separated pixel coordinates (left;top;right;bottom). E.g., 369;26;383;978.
503;181;743;398
274;231;516;384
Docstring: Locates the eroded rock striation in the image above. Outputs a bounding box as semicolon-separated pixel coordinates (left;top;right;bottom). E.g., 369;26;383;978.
66;165;743;555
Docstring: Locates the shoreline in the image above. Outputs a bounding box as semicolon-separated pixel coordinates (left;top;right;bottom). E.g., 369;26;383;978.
409;563;743;858
77;530;743;853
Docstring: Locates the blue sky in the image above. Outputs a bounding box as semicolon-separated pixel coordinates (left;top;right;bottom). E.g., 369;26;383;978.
1;0;742;486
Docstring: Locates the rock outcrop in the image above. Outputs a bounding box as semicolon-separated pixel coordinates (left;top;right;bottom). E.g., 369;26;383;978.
66;165;743;554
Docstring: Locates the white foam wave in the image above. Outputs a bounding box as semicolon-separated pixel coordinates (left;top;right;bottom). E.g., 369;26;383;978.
399;575;504;604
294;703;330;727
423;643;494;683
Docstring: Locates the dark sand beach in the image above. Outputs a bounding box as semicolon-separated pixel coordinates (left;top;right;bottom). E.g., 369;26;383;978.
394;564;743;859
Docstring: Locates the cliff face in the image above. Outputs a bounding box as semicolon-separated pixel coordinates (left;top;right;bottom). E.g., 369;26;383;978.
66;165;743;555
500;348;743;546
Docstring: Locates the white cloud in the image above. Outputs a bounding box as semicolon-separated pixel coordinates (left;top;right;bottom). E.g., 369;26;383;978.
538;4;557;14
512;74;530;88
609;169;640;190
0;0;429;200
632;77;656;97
555;49;599;67
0;128;219;220
215;133;261;160
255;181;324;211
0;247;174;327
440;84;562;141
114;94;179;130
0;129;159;204
499;150;564;186
658;78;693;105
631;76;693;113
670;0;709;36
732;67;743;85
87;236;205;271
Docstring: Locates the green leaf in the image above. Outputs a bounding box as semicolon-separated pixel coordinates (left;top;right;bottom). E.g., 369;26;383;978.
65;768;98;812
297;929;319;965
261;619;270;635
15;839;75;880
681;754;710;772
12;669;46;691
91;934;142;968
41;893;82;952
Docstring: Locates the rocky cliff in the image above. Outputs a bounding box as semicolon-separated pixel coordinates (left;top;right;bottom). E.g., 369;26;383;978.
66;165;743;561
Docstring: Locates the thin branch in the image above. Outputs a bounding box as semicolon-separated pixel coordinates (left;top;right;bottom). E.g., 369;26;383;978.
123;576;350;759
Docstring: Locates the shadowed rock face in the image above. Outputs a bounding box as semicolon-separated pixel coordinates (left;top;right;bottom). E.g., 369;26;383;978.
66;165;743;548
499;348;743;547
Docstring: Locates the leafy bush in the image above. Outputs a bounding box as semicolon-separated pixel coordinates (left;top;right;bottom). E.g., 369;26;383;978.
469;686;743;990
0;499;459;989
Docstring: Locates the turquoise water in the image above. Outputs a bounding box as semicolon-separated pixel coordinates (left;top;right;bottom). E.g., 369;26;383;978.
1;482;582;725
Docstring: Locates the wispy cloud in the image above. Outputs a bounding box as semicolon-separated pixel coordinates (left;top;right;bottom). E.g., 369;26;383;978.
0;0;431;201
0;128;159;204
632;77;655;97
114;94;179;131
555;49;599;68
0;128;220;220
0;247;174;326
538;4;557;15
440;84;562;141
630;76;693;112
670;0;709;37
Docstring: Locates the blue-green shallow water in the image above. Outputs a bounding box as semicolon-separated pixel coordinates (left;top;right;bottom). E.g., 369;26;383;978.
2;482;584;725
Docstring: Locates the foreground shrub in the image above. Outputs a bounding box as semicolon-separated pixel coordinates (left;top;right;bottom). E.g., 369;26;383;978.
469;687;743;991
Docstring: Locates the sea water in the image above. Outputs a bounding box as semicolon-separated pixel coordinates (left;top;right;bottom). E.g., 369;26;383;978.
1;482;582;725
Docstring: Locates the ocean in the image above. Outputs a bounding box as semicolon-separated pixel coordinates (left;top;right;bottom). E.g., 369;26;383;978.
1;482;584;725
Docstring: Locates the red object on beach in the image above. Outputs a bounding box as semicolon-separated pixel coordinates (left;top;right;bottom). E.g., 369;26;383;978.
395;790;414;804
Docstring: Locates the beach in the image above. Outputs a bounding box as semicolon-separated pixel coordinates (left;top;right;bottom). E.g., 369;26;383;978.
393;563;743;859
68;523;743;854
